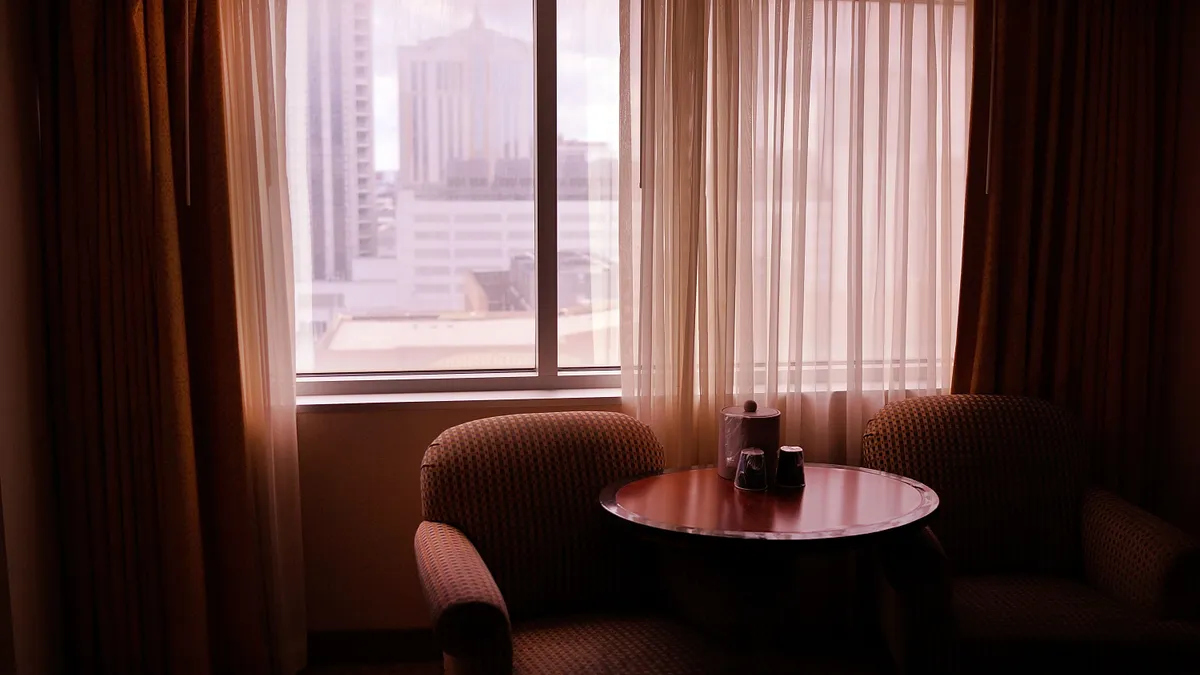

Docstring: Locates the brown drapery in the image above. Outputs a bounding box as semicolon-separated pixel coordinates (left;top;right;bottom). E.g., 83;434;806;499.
953;0;1183;505
35;1;287;672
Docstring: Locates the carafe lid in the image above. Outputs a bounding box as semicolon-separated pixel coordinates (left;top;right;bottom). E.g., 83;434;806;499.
721;399;780;418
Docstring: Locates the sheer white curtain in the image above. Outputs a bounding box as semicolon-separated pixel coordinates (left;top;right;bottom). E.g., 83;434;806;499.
620;0;972;468
218;0;308;671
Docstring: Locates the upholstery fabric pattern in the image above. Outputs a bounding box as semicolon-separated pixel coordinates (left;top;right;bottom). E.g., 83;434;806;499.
951;576;1148;672
511;615;734;675
421;411;664;620
1083;488;1200;620
414;521;510;666
862;395;1087;575
954;576;1141;641
864;394;1200;673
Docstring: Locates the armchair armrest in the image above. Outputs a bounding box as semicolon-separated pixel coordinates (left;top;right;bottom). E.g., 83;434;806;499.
1083;488;1200;620
415;521;512;672
874;526;953;674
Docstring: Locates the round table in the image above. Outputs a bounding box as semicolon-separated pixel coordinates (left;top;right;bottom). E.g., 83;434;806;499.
600;463;939;544
598;464;940;656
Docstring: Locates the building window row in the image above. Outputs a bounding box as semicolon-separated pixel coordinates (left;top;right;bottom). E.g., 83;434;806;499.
414;214;450;224
415;283;451;294
455;231;503;241
455;213;502;224
455;248;500;259
414;232;450;242
415;266;452;276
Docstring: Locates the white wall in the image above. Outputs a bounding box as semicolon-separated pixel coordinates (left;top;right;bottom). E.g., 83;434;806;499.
0;1;63;671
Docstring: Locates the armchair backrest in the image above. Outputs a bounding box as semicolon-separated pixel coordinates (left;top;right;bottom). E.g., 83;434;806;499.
862;395;1087;576
420;411;664;620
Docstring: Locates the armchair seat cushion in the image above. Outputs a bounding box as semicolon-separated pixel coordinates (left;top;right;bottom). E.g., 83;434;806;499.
953;576;1198;672
955;576;1138;641
512;614;735;675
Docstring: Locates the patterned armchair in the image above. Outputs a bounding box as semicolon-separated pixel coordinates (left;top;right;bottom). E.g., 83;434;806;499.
415;411;733;674
862;395;1200;673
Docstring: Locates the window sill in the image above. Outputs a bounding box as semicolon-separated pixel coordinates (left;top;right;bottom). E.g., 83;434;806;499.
296;387;622;412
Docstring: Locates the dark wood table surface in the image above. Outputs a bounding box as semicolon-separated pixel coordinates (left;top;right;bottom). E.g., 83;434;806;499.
600;463;938;543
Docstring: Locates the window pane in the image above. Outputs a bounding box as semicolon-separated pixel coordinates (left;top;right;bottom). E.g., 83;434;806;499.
288;0;536;374
557;0;620;369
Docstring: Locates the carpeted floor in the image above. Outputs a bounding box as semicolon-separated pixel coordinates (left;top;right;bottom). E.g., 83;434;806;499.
305;664;443;675
304;655;890;674
302;632;893;674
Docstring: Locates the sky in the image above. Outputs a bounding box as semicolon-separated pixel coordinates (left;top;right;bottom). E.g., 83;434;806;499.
370;0;622;170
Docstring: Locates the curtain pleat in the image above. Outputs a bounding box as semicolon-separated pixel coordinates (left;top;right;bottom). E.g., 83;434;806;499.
952;0;1181;505
36;0;306;672
40;1;210;671
623;0;971;466
217;0;308;671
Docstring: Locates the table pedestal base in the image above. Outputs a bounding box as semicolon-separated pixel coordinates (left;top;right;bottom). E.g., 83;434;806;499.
655;542;864;644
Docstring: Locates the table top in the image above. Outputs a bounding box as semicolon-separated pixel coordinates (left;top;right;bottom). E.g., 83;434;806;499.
599;464;938;542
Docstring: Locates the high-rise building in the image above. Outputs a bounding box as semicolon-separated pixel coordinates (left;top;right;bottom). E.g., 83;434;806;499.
388;11;617;314
306;0;377;282
397;10;534;187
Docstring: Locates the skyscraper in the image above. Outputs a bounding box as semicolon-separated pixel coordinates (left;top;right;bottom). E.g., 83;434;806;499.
388;10;617;314
397;10;534;187
306;0;377;281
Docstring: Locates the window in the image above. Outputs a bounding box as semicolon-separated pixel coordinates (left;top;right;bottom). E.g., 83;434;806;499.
285;0;969;396
288;0;619;390
288;0;619;384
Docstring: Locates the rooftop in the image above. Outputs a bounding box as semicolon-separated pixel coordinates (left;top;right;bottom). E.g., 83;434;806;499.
314;307;619;372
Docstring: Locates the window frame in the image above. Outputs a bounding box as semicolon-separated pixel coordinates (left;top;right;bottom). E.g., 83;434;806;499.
296;0;621;398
